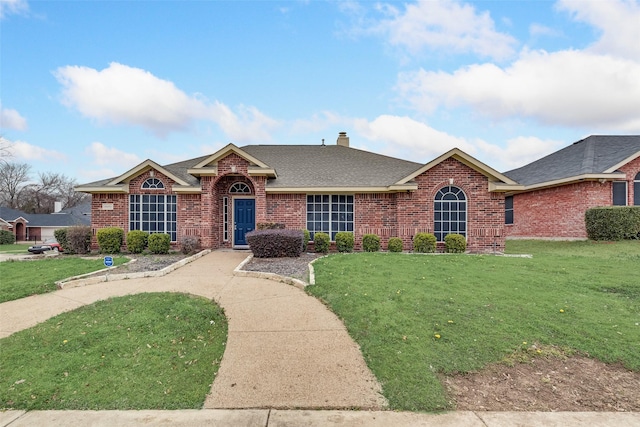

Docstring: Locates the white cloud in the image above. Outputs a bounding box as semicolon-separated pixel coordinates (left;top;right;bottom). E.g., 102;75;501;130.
290;111;347;134
7;139;66;161
0;0;28;19
352;114;564;171
359;0;517;61
529;23;562;38
0;105;27;130
557;0;640;61
396;49;640;131
54;62;279;142
85;142;141;168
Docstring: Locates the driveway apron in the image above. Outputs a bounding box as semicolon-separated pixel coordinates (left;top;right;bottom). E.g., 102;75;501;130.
0;250;386;410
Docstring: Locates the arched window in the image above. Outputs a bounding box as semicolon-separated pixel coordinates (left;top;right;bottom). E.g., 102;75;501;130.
434;186;467;242
229;182;251;194
634;172;640;206
142;178;164;189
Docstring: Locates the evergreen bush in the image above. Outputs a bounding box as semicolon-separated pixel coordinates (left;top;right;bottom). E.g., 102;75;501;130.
148;233;171;254
413;232;436;253
335;231;354;253
246;229;303;258
585;207;640;240
0;230;15;245
127;230;149;254
387;237;404;253
314;232;330;254
444;233;467;253
96;227;124;254
362;234;381;252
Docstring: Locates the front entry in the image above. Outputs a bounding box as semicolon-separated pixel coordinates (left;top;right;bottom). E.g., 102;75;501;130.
233;198;255;246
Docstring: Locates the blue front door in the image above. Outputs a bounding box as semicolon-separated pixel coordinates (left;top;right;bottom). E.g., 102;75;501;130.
234;198;255;246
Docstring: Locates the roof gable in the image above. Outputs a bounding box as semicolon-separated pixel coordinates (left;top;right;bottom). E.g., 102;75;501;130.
396;148;520;190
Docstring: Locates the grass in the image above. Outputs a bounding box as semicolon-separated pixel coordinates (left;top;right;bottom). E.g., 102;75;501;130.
0;293;227;410
0;243;31;254
306;240;640;412
0;256;129;303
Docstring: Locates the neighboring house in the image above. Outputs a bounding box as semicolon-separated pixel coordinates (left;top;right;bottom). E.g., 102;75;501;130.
503;135;640;239
0;203;91;242
75;132;520;252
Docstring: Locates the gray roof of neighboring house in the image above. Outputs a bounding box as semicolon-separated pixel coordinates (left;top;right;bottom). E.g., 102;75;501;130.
242;145;423;188
0;205;91;227
503;135;640;186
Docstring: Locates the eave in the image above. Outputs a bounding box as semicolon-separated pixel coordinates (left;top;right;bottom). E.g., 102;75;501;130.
509;173;626;194
74;185;128;194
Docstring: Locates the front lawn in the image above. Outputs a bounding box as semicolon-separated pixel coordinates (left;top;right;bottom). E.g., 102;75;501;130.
307;240;640;412
0;243;31;254
0;293;227;410
0;256;129;303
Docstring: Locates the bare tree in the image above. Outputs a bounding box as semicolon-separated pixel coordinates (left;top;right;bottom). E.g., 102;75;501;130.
0;137;13;165
0;161;31;208
19;171;88;213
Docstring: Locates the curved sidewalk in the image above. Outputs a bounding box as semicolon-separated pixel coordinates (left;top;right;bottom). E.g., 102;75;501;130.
0;250;386;409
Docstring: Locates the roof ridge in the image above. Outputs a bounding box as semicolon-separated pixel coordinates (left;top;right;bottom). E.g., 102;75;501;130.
579;137;596;174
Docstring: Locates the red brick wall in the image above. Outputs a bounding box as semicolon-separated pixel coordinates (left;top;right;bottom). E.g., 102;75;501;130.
507;156;640;239
265;194;306;229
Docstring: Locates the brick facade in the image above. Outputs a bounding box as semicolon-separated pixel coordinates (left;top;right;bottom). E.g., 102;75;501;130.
506;156;640;239
88;152;507;253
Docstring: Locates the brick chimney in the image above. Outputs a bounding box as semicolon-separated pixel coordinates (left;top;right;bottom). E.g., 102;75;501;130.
336;131;349;147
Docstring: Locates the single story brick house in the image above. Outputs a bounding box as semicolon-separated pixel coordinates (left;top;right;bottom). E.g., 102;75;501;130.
0;203;91;242
75;132;521;252
503;135;640;239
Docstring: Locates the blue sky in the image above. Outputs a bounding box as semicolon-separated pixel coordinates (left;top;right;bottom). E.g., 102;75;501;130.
2;0;639;184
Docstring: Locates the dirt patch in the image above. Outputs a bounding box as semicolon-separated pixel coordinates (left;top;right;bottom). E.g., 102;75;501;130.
242;253;320;281
442;346;640;412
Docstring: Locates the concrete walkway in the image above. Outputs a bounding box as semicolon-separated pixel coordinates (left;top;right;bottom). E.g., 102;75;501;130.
1;250;638;426
0;250;385;409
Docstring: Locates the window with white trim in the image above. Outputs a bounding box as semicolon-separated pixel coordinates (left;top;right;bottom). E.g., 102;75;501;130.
434;186;467;242
229;182;251;194
612;181;627;206
306;195;354;240
141;178;164;189
634;172;640;206
129;194;177;241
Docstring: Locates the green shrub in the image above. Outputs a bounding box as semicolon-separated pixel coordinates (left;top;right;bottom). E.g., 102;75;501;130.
180;236;201;254
148;233;171;254
126;230;149;254
387;237;404;252
362;234;380;252
53;229;68;251
335;232;354;253
302;229;310;252
444;233;467;253
246;229;303;258
67;225;92;254
413;232;436;253
96;227;124;254
585;207;640;241
0;230;15;245
314;232;330;254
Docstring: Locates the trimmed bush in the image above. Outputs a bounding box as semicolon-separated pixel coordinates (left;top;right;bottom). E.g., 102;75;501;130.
96;227;124;254
246;229;303;258
67;225;92;254
314;232;330;254
257;222;286;230
335;232;354;253
0;230;15;245
585;206;640;241
127;230;149;254
54;229;68;251
148;233;171;254
413;232;436;253
362;234;381;252
444;233;467;253
387;237;404;253
180;236;201;254
302;229;310;252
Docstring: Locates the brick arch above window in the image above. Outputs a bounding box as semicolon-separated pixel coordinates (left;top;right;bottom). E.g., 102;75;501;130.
141;178;164;189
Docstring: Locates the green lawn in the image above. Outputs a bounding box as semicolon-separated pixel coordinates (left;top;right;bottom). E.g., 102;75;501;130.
0;293;227;410
0;243;31;254
307;240;640;412
0;256;129;303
